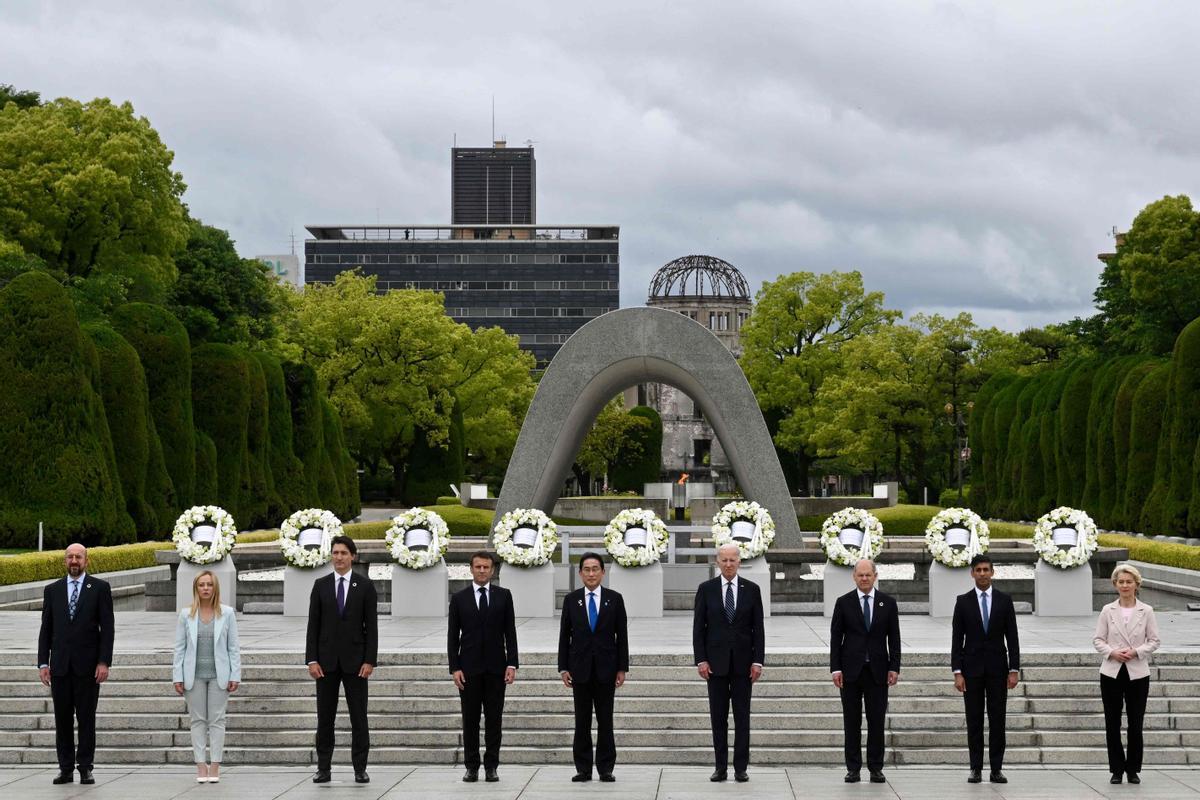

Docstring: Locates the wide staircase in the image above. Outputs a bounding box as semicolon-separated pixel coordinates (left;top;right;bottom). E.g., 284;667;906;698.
1;652;1197;767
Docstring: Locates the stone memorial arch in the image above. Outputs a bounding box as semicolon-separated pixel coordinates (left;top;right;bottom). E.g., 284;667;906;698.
495;307;801;544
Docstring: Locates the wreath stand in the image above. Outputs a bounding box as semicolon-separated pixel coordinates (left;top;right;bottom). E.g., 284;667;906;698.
822;561;854;618
391;560;449;617
609;562;664;618
176;557;236;613
498;561;555;617
1034;560;1093;616
928;561;976;617
283;563;333;616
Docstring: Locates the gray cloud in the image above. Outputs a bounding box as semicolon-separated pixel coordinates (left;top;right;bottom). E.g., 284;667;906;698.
3;0;1197;331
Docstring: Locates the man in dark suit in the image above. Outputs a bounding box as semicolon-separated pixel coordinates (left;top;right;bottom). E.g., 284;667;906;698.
830;558;901;784
448;551;519;783
306;535;378;784
693;543;765;783
37;543;114;785
557;552;629;783
951;553;1021;784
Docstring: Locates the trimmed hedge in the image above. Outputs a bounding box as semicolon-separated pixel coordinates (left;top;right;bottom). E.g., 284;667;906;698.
1091;357;1142;528
194;431;219;503
1111;362;1159;530
254;351;306;521
970;373;1016;516
1056;360;1097;509
0;541;169;585
191;343;251;520
1097;534;1200;572
1167;318;1200;535
283;361;325;505
240;353;274;529
796;505;1035;539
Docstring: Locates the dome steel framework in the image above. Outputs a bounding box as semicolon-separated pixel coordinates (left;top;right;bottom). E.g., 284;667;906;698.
648;255;750;301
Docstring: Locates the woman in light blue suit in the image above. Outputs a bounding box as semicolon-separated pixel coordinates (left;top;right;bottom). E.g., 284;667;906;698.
173;571;241;783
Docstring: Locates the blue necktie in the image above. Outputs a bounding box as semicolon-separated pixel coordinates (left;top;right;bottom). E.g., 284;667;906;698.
588;592;598;632
862;594;872;631
981;591;990;634
337;577;346;618
725;583;735;623
68;580;79;621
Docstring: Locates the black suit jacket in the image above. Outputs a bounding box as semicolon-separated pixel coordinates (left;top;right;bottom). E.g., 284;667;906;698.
557;587;629;683
305;570;379;673
448;584;519;676
951;587;1020;678
37;575;115;677
829;589;901;683
692;575;766;677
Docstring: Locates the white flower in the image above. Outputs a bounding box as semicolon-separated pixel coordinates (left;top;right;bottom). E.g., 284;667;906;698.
925;508;990;568
711;501;776;560
603;508;670;567
493;508;559;567
172;506;237;565
279;508;342;568
385;509;451;570
1032;506;1098;569
819;507;884;567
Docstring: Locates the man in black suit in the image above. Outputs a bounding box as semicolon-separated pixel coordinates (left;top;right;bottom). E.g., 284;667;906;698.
557;552;629;783
830;559;901;784
306;535;378;784
951;553;1021;784
37;543;114;785
693;543;765;783
448;551;519;783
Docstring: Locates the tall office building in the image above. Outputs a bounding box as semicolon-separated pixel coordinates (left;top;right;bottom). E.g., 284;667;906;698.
451;142;536;225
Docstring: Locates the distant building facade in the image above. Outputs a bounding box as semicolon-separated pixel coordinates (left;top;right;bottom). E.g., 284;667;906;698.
452;142;536;225
256;254;302;288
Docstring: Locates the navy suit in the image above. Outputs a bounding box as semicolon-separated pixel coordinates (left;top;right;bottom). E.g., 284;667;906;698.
448;584;518;771
37;575;114;772
952;587;1020;773
830;589;901;773
558;587;629;776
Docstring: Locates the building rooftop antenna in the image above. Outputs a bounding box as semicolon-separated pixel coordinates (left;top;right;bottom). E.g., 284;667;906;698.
289;228;296;256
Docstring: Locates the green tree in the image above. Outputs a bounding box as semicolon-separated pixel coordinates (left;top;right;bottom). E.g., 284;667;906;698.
610;406;664;491
0;84;40;110
574;398;653;490
1164;318;1200;535
0;98;188;301
1111;361;1160;529
1126;365;1171;532
191;344;251;523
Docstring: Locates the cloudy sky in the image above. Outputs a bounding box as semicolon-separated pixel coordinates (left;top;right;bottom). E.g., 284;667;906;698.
3;1;1198;330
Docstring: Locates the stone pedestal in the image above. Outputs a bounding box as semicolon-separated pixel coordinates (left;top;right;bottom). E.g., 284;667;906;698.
176;558;236;613
609;562;663;618
1034;560;1094;616
823;561;853;617
391;561;448;617
283;563;333;616
738;556;772;618
499;562;555;617
928;561;976;617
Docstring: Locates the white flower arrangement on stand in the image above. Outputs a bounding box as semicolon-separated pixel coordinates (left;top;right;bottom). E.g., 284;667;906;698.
279;508;342;568
172;505;237;565
925;507;990;568
711;500;776;560
1033;506;1099;569
493;508;559;567
385;508;450;570
604;508;670;567
820;507;884;567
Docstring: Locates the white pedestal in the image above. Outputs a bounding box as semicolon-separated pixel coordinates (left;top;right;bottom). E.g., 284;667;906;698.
391;560;449;617
928;561;976;617
176;557;236;613
1034;560;1094;616
609;562;663;618
499;562;556;617
823;561;854;617
736;556;772;618
283;563;333;616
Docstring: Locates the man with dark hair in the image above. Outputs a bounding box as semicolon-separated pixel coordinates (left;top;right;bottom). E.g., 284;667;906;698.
37;544;114;785
952;553;1021;784
306;536;378;784
448;551;519;783
558;552;629;783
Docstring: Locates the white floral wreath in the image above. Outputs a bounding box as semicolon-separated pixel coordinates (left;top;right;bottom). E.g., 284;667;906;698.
493;508;559;567
172;505;237;565
925;507;990;568
820;507;884;567
279;508;342;568
1033;506;1099;569
604;508;670;567
385;508;450;570
711;500;776;560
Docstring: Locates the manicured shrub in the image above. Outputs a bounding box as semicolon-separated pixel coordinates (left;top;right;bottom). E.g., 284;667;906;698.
1035;368;1072;512
253;352;306;520
194;431;219;503
970;373;1016;516
1007;375;1045;519
0;541;170;585
1165;319;1200;535
1056;359;1098;508
1093;358;1146;528
988;378;1026;516
239;353;274;528
1081;359;1120;514
283;361;325;506
191;343;251;522
1129;365;1171;534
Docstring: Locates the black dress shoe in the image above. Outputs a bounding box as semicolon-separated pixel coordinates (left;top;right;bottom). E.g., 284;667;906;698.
734;771;749;783
78;768;94;785
312;770;331;783
52;771;74;785
989;770;1007;784
1127;772;1141;784
710;770;727;782
967;769;982;783
485;768;499;783
1110;773;1123;784
845;771;861;783
599;773;615;782
571;773;592;782
354;771;370;784
869;769;886;783
463;768;479;783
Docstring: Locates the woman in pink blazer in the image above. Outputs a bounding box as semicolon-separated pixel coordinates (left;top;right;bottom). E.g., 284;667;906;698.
1093;564;1160;785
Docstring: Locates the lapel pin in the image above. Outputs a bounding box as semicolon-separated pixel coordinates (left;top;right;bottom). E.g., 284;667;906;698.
86;584;93;589
577;599;583;607
352;582;358;588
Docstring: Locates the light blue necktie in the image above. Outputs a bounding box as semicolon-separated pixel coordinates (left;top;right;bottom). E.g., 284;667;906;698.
981;591;990;634
588;592;598;632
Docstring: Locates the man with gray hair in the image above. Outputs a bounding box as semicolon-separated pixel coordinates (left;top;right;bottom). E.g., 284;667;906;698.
830;558;901;784
693;543;765;783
